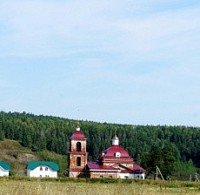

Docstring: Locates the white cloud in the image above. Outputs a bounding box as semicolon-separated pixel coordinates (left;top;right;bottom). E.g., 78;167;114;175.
0;1;118;41
115;6;200;59
1;1;200;125
1;0;200;60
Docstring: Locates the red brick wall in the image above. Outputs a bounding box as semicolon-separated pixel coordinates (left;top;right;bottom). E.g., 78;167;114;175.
68;139;87;177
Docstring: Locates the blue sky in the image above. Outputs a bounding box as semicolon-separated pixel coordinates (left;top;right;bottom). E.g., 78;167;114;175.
0;0;200;126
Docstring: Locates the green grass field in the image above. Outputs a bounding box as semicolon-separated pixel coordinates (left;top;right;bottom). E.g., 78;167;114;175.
0;178;200;195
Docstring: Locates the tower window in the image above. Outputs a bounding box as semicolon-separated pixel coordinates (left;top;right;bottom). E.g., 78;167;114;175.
77;157;81;166
76;142;81;152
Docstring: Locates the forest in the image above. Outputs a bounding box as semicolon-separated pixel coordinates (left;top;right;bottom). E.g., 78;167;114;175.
0;111;200;179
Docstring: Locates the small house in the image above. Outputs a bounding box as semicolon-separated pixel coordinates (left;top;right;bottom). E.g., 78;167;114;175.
0;161;11;177
27;161;59;178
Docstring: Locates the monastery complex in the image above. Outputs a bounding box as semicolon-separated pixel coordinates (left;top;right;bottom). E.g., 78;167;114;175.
68;127;145;179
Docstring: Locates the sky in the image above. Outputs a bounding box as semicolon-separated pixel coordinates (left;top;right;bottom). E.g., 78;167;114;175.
0;0;200;126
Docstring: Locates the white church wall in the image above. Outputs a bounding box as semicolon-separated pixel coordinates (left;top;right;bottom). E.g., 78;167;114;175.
119;172;145;179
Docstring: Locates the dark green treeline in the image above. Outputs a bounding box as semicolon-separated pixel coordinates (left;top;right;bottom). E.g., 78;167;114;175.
1;111;200;169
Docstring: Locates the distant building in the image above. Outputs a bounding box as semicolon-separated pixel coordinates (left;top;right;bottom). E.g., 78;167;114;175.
68;127;145;179
0;161;11;177
68;126;87;178
27;161;59;178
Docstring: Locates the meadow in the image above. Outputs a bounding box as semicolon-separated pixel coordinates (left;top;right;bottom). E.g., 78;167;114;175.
0;178;200;195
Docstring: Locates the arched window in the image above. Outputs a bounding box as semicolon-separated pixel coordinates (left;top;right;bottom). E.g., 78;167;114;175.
77;157;81;166
76;142;81;151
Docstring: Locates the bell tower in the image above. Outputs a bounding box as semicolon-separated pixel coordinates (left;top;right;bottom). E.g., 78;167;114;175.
68;126;87;178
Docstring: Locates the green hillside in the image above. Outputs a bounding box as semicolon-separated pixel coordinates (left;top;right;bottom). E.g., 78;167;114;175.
0;111;200;179
0;139;66;176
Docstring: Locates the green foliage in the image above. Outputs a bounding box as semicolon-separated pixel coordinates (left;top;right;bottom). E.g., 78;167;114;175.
173;160;197;180
0;118;5;140
9;170;16;176
0;129;5;141
141;145;176;179
1;111;200;179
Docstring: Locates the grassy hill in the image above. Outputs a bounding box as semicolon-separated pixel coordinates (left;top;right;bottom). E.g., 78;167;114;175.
0;139;67;176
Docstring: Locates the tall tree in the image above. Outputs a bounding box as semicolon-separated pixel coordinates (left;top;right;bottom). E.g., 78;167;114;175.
142;145;176;179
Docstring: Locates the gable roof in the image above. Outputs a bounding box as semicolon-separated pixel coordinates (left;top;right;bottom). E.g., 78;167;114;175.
27;161;59;171
0;161;11;171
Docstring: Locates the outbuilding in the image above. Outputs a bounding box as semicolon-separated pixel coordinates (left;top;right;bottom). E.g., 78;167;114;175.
27;161;59;178
0;161;11;177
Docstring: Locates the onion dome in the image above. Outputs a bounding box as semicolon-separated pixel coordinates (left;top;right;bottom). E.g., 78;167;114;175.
112;135;119;146
70;126;86;140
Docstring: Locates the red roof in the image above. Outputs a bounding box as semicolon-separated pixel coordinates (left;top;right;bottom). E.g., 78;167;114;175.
70;128;86;140
133;164;145;172
87;162;145;173
100;145;131;158
87;162;118;171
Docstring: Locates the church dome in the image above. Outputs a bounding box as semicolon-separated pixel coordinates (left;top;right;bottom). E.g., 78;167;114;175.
70;126;86;140
99;136;132;159
101;145;131;158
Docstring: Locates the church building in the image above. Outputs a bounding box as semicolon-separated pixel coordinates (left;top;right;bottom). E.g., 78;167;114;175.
68;127;145;179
